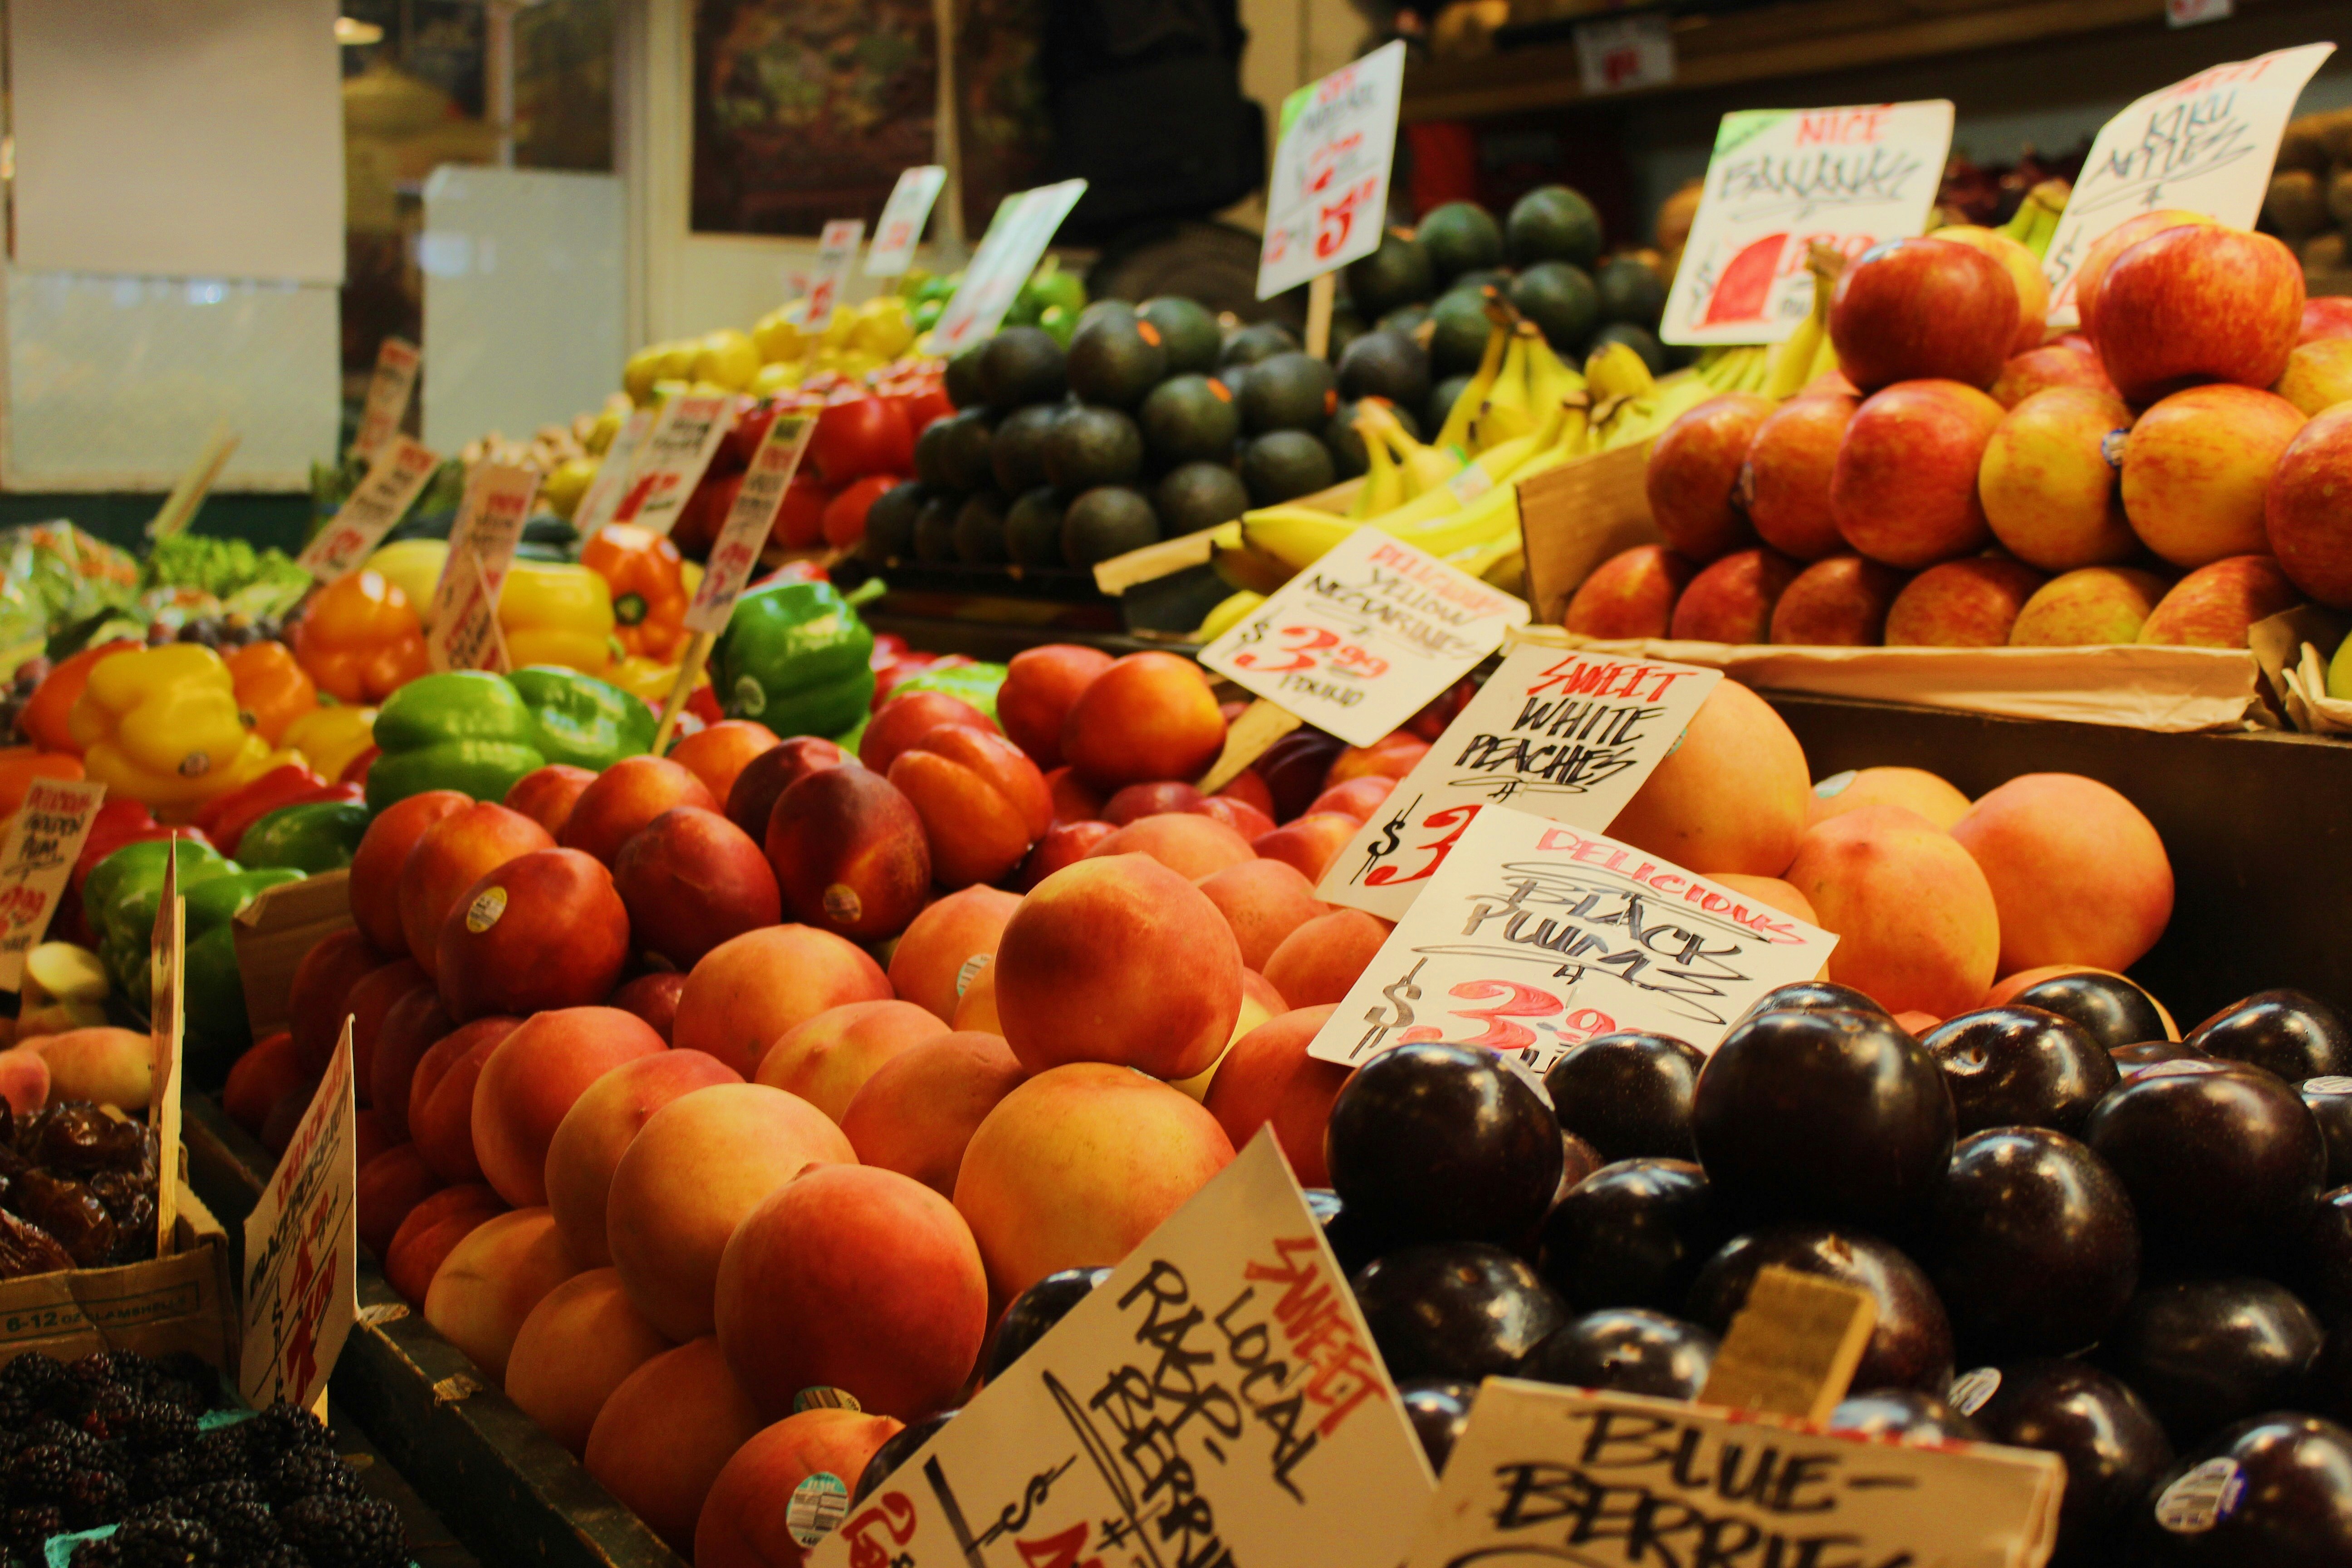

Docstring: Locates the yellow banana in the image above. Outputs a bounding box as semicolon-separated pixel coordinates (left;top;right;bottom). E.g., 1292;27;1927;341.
1447;534;1524;580
1436;318;1509;454
1522;328;1586;420
1197;589;1264;641
1366;401;1464;498
1347;407;1405;519
1472;332;1540;451
1241;510;1357;571
1585;340;1656;401
1600;374;1721;450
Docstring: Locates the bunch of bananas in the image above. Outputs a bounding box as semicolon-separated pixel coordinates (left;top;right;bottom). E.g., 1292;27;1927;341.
1998;179;2072;258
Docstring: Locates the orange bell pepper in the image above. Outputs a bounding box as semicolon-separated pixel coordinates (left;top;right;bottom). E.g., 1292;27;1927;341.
291;570;430;703
21;641;137;755
225;640;319;744
0;748;83;819
582;524;690;661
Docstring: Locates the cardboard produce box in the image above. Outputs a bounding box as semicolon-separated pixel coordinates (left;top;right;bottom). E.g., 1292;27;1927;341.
0;1176;236;1373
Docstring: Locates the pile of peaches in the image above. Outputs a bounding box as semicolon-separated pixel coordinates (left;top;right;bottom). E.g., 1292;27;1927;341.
1571;215;2352;653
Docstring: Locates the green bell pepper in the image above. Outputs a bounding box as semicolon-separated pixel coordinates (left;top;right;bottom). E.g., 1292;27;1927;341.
83;838;226;940
238;801;372;873
510;665;656;772
93;846;237;950
181;867;304;1080
185;866;307;931
367;670;548;812
714;579;876;740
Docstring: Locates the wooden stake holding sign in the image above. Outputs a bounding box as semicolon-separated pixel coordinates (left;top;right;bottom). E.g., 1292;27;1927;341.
147;423;241;541
149;845;186;1251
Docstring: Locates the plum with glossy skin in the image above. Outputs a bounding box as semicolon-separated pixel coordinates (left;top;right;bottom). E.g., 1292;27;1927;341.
1537;1159;1725;1313
1737;980;1891;1022
984;1267;1110;1382
2083;1060;2327;1266
1352;1243;1569;1381
852;1411;957;1505
1971;1359;2172;1560
1923;1006;2118;1136
1928;1128;2138;1359
1543;1033;1705;1162
1325;1043;1561;1249
1515;1308;1716;1400
2132;1413;2352;1566
2293;1185;2352;1320
2012;970;2170;1052
1827;1389;1984;1442
2103;1277;2324;1447
1396;1379;1477;1477
2303;1078;2352;1188
2115;1039;2206;1074
1687;1224;1954;1392
2188;989;2352;1081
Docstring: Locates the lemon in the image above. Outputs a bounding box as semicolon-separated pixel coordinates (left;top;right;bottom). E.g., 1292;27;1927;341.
852;298;916;359
622;346;665;405
750;360;804;397
833;350;883;382
695;328;760;391
752;307;806;364
818;306;859;349
542;455;598;520
653;340;700;382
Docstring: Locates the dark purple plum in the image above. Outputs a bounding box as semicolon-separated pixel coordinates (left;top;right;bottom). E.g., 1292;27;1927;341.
2302;1076;2352;1189
1515;1308;1716;1400
2115;1039;2206;1075
1326;1042;1561;1248
1555;1129;1603;1204
853;1410;958;1503
1826;1389;1984;1442
1303;1188;1382;1276
2102;1278;2324;1447
1543;1032;1705;1161
2294;1186;2352;1321
2133;1413;2352;1565
1928;1127;2138;1359
986;1268;1111;1381
1692;1007;1955;1230
2013;970;2170;1053
2310;1327;2352;1426
1686;1224;1955;1393
1923;1006;2118;1135
1736;980;1891;1022
1351;1243;1570;1381
1538;1159;1726;1313
2188;989;2352;1082
1970;1359;2173;1558
1395;1378;1478;1477
2082;1060;2327;1266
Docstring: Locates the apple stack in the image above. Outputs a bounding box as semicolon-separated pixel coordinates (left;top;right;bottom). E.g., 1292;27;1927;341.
1571;216;2352;655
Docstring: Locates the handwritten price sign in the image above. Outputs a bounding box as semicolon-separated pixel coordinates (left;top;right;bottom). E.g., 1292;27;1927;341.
1659;99;1953;347
0;777;105;991
686;414;814;635
572;407;656;542
297;436;441;584
614;394;735;539
803;219;866;323
240;1020;358;1414
1258;41;1407;300
931;180;1088;353
1321;645;1720;921
1200;527;1529;749
427;462;539;672
351;336;421;461
866;166;948;278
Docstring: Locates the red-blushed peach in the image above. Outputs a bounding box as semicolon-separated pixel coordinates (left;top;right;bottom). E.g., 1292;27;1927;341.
398;802;554;977
717;1164;987;1420
951;962;1002;1034
1710;873;1821;927
1980;388;2138;573
385;1184;504;1305
2264;404;2352;608
1668;548;1803;643
1767;555;1905;645
546;1049;743;1266
1044;767;1107;825
1950;774;2173;974
356;1143;443;1257
2008;567;2171;645
1328;733;1429;785
369;984;452;1141
1608;680;1809;877
954;1063;1236;1302
609;971;688;1044
2120;385;2306;568
1989;344;2119;409
343;958;426;1107
1102;780;1202;824
1832;380;2005;568
1201;1005;1348;1186
668;721;780;808
22;1027;151;1110
506;1268;674;1456
348;789;467;955
1191;795;1277;841
997;645;1114;769
613;807;781;969
584;1337;765;1556
288;930;400;1075
888;724;1052;888
1308;776;1396;823
1017;820;1114;889
1883;559;2046;647
724;737;848;843
409;1015;523;1183
1196;858;1326;970
1217;766;1277;821
1806;767;1972;831
1982;964;2180;1039
1645;393;1775;562
1083;813;1254;880
1739;394;1857;562
2074;210;2212;340
423;1206;580;1384
1563;545;1699;639
694;1410;907;1568
1250;812;1360;883
755;1000;948;1122
1927;224;2050;355
1244;967;1287;1014
1262;910;1391;1009
471;1006;668;1209
1163;971;1285;1105
2095;225;2303;403
1893;1010;1944;1036
888;887;1021;1022
1061;652;1225;789
605;1083;856;1341
0;1049;50;1115
563;757;718;867
2138;555;2302;647
994;854;1242;1081
841;1031;1026;1197
436;848;631;1021
1783;804;2001;1018
765;766;931;941
353;1110;395;1176
2274;338;2352;417
225;1033;304;1136
672;926;892;1078
859;691;996;776
505;765;598;842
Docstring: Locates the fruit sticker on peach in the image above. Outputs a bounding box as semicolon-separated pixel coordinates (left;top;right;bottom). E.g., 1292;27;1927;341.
686;414;816;635
2041;43;2335;326
1200;526;1531;749
612;393;735;539
1318;644;1721;921
428;461;539;671
805;1131;1436;1568
1307;805;1835;1076
865;165;947;277
0;776;106;991
297;436;441;583
240;1019;358;1414
1659;98;1953;346
1257;40;1408;300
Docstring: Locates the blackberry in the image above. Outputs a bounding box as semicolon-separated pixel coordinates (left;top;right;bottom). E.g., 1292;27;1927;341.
1;1504;62;1557
150;1356;218;1415
171;1479;279;1558
129;1450;194;1504
4;1442;73;1506
65;1545;118;1568
101;1514;223;1566
259;1449;361;1509
89;1394;195;1458
179;1432;247;1490
240;1403;334;1463
0;1355;69;1419
276;1494;406;1568
245;1549;313;1568
60;1465;128;1529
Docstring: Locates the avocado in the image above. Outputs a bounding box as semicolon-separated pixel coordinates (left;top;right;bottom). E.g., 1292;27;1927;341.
953;490;1012;564
1042;405;1144;490
1325;399;1422;479
1327;310;1367;365
1337;328;1432;411
1062;485;1161;565
977;327;1068;409
1066;314;1169;409
990;404;1063;495
861;480;926;562
1419;202;1504;284
1345;230;1436;319
1379;303;1433;338
1156;462;1252;535
1507;185;1604;270
1596;256;1666;328
1427;288;1496;377
913;491;962;562
1077;298;1137;333
1240;431;1337;505
1426;373;1472;435
1510;261;1601;353
1006;488;1068;567
1140;374;1242;467
931;408;999;492
1220;320;1299;370
944;343;989;409
912;417;956;487
1590;322;1668;376
1139;296;1222;375
1239;352;1338;435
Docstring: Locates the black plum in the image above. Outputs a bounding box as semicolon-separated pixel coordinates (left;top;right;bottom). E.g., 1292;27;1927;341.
1692;1007;1955;1230
985;1268;1111;1381
1352;1243;1570;1381
1928;1127;2139;1359
2082;1060;2327;1266
1826;1389;1984;1443
1515;1308;1717;1400
1686;1224;1955;1393
2102;1277;2325;1447
2302;1076;2352;1188
1736;981;1891;1022
1395;1378;1478;1476
853;1410;958;1503
1923;1006;2118;1135
1537;1159;1726;1313
1326;1043;1561;1248
2309;1328;2352;1426
1555;1130;1604;1202
1303;1188;1383;1278
2294;1185;2352;1320
1970;1359;2174;1558
1543;1032;1705;1161
2133;1413;2352;1566
2013;970;2171;1053
2115;1039;2206;1074
2187;988;2352;1081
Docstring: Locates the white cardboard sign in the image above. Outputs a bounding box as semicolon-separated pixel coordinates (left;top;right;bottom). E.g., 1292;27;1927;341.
806;1132;1436;1568
296;436;441;583
0;776;106;990
240;1020;358;1413
2042;42;2336;325
1199;526;1529;749
1307;806;1837;1076
866;166;949;277
1659;100;1954;347
612;394;735;539
572;407;657;541
351;336;421;461
1319;645;1721;921
931;180;1089;353
1257;40;1408;301
802;219;867;323
426;461;539;670
686;414;815;635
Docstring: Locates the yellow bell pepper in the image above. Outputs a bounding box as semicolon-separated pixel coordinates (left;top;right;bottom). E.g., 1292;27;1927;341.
365;539;450;624
607;655;688;705
68;644;279;814
498;560;615;673
282;703;379;783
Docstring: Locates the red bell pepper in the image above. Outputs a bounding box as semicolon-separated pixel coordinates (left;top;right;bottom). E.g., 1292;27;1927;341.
823;474;899;550
199;770;366;860
192;763;326;852
339;746;380;788
775;470;833;552
719;397;783;469
60;802;212;947
810;396;914;486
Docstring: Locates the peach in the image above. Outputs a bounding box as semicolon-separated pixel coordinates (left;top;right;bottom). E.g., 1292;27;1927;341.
1083;812;1254;880
1328;733;1429;785
409;1015;523;1183
841;1030;1026;1196
353;1108;395;1172
755;1000;947;1122
609;971;688;1043
606;1083;855;1341
1710;873;1820;926
2008;567;2170;646
888;887;1020;1022
1645;392;1774;562
24;1026;151;1109
1608;680;1809;877
546;1048;743;1266
717;1164;987;1420
695;1411;906;1568
951;962;1002;1034
2075;210;2211;339
888;724;1052;888
1245;966;1288;1014
1950;774;2173;974
1202;1005;1348;1186
398;802;554;977
1191;795;1276;840
1740;394;1857;561
1061;652;1225;789
724;736;848;843
955;1063;1236;1301
2095;225;2303;403
386;1193;505;1308
0;1049;50;1115
343;958;426;1107
1044;766;1108;825
997;644;1114;769
348;789;466;955
1783;804;2001;1018
423;1206;580;1384
613;807;781;968
584;1337;766;1555
1927;224;2049;355
994;854;1241;1080
1767;554;1905;645
471;1006;667;1209
563;757;717;867
2120;385;2306;568
261;1089;314;1156
225;1032;306;1135
506;1268;673;1456
1308;775;1396;823
2268;404;2352;607
2275;338;2352;418
1102;780;1202;824
1989;344;2119;409
1832;380;2005;568
1196;858;1326;970
1563;545;1699;638
673;925;892;1078
1807;767;1971;831
2138;555;2302;647
859;691;996;776
1018;820;1114;888
436;848;631;1020
766;767;931;941
369;984;452;1141
356;1143;444;1257
1883;558;2046;647
288;930;400;1075
668;720;780;808
1263;910;1391;1009
1668;548;1803;643
505;765;598;842
1245;816;1354;885
1979;388;2139;572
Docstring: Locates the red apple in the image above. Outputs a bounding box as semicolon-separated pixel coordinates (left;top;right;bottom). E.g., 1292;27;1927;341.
2074;210;2211;339
2267;404;2352;607
2094;225;2304;404
2301;298;2352;345
1740;393;1856;560
1644;393;1774;562
1668;548;1801;644
1562;545;1697;640
1828;237;2019;392
1989;345;2118;410
1830;379;2004;568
